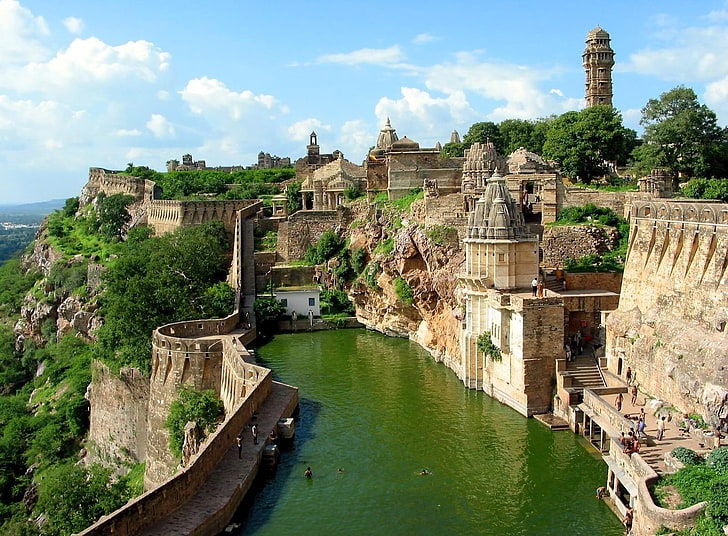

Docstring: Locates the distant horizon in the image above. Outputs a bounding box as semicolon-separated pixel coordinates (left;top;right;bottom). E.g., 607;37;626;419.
2;1;728;204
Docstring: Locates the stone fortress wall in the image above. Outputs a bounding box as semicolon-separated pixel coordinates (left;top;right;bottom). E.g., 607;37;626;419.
606;200;728;421
77;313;289;536
81;167;260;236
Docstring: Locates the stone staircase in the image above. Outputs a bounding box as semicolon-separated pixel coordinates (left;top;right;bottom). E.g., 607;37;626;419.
566;354;606;390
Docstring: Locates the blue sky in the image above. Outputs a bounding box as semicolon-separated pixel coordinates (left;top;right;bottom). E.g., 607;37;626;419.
3;0;728;203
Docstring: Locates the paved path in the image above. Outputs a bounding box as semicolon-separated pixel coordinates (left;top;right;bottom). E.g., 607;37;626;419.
603;383;711;474
141;382;297;535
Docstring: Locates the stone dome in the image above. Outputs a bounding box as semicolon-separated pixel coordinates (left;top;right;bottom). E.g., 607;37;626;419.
391;136;420;150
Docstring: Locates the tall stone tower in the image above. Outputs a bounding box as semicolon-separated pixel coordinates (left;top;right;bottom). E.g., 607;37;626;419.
583;26;615;107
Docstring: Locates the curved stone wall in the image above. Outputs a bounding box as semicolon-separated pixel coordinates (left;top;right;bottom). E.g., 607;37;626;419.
145;313;264;489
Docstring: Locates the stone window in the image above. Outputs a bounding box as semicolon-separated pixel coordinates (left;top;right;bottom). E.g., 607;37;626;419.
280;298;288;307
309;297;316;306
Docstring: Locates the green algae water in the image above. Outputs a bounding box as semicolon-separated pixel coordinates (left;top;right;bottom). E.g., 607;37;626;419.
238;329;623;536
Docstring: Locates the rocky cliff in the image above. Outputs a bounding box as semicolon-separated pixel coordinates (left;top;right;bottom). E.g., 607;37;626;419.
346;199;465;373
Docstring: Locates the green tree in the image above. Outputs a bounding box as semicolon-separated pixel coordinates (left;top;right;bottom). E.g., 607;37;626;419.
97;193;135;241
637;86;727;182
253;295;285;334
200;282;236;318
498;119;536;155
543;106;634;183
462;122;503;154
286;180;303;214
682;178;728;202
96;222;230;371
165;387;224;457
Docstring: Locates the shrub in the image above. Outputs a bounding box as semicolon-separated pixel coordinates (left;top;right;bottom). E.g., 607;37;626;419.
304;230;345;265
707;447;728;474
477;331;502;361
320;289;354;316
393;276;414;305
165;388;224;458
373;238;394;256
671;447;704;466
351;248;367;274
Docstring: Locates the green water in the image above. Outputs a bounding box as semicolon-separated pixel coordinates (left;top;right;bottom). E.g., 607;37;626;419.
238;329;623;536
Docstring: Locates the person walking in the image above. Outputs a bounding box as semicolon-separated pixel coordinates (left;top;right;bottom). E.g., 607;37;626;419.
531;277;538;297
251;424;258;445
625;367;632;386
656;416;666;441
236;434;243;459
615;392;623;412
631;385;638;405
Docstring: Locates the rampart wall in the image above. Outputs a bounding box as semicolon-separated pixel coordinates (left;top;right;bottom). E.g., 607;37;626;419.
605;200;728;421
76;344;273;536
145;313;256;488
147;199;259;235
82;168;158;206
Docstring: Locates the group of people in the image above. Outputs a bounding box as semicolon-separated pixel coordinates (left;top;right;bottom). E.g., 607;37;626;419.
530;277;544;298
620;429;640;455
235;422;277;459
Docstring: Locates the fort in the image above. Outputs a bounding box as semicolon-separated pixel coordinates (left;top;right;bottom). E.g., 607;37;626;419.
58;26;727;536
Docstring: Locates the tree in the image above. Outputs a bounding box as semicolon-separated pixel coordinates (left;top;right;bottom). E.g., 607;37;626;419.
498;119;536;155
543;106;634;183
97;193;135;241
462;122;503;154
286;180;303;214
637;86;727;181
165;388;224;457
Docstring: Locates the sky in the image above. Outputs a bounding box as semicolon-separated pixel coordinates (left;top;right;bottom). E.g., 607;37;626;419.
3;0;728;204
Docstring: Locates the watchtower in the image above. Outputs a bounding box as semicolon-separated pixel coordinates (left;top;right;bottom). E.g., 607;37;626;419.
583;26;615;107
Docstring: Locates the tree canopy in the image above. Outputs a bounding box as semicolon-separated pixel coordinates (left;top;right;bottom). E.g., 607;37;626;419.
635;85;728;181
542;106;635;183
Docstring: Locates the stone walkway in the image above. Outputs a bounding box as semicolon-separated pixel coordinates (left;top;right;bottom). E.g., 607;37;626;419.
602;383;712;474
140;382;298;536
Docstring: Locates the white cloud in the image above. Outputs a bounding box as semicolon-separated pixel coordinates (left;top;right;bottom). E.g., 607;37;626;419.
338;119;371;158
180;77;283;120
375;87;475;138
549;88;564;97
623;26;728;82
146;114;175;138
412;33;439;45
287;118;331;141
421;52;578;120
115;128;142;137
317;45;405;66
157;89;170;100
0;0;49;64
6;37;171;94
63;16;84;34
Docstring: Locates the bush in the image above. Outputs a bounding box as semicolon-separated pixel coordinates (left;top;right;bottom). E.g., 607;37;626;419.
707;447;728;474
320;289;354;316
672;447;704;466
351;248;367;274
426;224;459;246
477;331;502;361
373;238;394;256
393;276;414;305
165;388;224;458
304;230;345;265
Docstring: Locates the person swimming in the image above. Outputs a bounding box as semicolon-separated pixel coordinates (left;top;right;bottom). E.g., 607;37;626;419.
419;469;431;476
304;466;312;478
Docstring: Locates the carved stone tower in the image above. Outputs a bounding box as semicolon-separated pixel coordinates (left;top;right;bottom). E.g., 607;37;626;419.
583;26;615;107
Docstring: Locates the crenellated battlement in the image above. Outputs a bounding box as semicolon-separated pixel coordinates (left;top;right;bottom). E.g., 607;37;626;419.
145;312;268;489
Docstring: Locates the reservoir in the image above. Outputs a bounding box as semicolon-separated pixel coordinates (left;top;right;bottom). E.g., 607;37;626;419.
238;329;623;535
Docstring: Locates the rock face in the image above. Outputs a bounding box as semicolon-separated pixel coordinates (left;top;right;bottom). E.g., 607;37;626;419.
85;362;149;467
347;199;464;371
541;224;618;268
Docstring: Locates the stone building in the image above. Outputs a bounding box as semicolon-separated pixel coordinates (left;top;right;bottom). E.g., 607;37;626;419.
294;132;342;179
365;118;462;200
256;151;291;169
583;26;615;107
458;170;562;416
299;155;366;211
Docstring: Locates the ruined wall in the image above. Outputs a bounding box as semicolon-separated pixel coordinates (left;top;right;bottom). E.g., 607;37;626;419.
541;225;619;268
561;186;629;217
388;153;462;199
605;200;728;422
424;193;469;236
86;362;149;466
276;208;352;262
564;272;622;293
